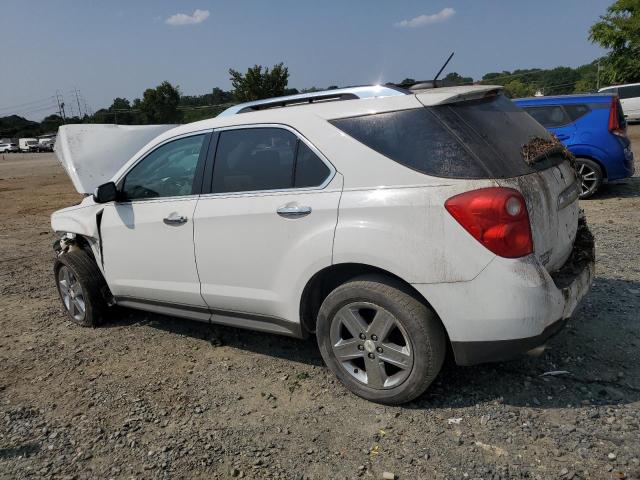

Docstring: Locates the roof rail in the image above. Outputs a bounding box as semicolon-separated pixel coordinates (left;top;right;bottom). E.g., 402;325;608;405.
218;85;408;117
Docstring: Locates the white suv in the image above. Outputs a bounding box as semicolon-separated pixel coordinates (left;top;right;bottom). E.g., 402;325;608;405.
51;85;594;404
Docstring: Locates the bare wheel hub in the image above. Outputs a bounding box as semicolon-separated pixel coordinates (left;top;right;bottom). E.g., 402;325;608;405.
363;339;375;353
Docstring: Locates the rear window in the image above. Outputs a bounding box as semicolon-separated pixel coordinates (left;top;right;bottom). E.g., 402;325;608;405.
330;95;561;179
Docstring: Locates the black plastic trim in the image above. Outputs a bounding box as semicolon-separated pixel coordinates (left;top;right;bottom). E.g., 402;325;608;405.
201;132;219;195
113;295;303;337
192;132;213;195
451;319;567;366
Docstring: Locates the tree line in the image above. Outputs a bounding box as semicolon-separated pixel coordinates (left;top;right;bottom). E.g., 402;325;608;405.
2;0;637;139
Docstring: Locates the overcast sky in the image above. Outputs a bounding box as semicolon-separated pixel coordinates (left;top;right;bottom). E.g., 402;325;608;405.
0;0;611;120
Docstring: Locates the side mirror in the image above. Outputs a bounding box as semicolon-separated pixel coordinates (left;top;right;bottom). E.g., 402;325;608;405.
93;182;118;203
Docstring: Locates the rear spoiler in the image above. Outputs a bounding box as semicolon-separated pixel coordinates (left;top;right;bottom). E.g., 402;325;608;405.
415;85;504;106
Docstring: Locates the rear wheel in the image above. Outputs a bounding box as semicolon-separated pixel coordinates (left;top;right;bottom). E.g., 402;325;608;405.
576;158;603;199
54;249;108;327
317;275;446;404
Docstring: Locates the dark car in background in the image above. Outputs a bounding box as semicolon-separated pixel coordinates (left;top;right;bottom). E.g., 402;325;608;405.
514;94;634;198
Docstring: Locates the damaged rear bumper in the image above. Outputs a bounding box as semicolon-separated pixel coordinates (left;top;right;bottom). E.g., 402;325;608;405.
413;218;595;366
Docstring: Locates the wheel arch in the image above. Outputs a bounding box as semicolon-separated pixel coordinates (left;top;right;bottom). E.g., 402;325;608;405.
299;262;447;338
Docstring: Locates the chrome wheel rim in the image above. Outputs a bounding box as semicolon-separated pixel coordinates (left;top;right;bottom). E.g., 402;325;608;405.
577;163;598;196
58;266;86;322
330;302;413;390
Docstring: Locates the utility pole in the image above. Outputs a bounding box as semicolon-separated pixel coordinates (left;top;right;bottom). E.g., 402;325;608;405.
596;60;603;91
55;91;66;123
74;89;83;118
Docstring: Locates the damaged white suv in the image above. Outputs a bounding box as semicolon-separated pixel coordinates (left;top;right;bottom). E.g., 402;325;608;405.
51;85;594;404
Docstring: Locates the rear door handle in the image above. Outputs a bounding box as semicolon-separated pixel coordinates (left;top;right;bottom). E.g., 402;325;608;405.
277;205;312;218
163;214;188;225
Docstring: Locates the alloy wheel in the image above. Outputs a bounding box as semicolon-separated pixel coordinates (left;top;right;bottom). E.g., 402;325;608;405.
577;162;598;197
329;302;413;389
58;266;86;322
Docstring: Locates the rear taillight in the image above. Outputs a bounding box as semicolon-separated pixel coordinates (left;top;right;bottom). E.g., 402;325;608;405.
608;96;627;138
445;187;533;258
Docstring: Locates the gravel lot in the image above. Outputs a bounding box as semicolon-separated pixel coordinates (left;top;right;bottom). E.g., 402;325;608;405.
1;126;639;480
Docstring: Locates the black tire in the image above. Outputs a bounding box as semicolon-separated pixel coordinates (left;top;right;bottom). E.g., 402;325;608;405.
316;275;446;404
576;158;603;199
54;249;108;327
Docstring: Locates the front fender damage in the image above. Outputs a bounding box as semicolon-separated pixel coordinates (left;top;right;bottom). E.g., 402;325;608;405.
51;203;105;269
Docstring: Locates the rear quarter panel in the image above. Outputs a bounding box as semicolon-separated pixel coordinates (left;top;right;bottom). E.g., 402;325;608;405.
333;182;496;284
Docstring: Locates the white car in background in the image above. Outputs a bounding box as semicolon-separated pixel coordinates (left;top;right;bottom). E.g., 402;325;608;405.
599;82;640;122
0;142;19;153
50;85;594;404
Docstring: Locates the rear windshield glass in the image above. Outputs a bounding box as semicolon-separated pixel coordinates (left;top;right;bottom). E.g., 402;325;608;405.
330;95;563;179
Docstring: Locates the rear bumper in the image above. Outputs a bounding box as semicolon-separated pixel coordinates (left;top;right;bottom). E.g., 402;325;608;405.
413;218;595;366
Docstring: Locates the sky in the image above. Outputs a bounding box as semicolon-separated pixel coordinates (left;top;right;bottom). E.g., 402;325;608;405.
0;0;613;121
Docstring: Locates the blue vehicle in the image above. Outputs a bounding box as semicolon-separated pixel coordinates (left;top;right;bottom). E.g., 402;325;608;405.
514;94;634;198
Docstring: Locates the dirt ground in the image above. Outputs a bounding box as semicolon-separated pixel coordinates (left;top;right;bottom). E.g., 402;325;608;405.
1;127;639;480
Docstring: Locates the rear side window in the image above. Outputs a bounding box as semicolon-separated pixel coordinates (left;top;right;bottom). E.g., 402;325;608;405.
564;104;591;122
213;128;296;193
331;95;559;179
523;105;572;127
330;109;486;178
618;85;640;99
295;142;330;188
212;128;331;193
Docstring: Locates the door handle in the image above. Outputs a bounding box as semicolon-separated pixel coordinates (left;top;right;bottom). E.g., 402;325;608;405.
277;205;312;218
163;214;188;225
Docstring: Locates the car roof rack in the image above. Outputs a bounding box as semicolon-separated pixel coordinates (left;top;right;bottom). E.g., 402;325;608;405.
218;85;408;117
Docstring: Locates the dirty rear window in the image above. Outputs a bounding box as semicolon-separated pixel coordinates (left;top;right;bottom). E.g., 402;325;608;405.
330;95;563;179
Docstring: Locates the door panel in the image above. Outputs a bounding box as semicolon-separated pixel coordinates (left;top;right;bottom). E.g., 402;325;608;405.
99;132;211;308
101;198;206;307
193;176;342;324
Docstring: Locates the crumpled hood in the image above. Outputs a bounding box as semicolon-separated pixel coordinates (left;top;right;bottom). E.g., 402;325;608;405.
54;124;176;194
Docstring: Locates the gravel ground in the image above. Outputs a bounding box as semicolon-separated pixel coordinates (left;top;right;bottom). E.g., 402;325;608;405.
1;127;639;480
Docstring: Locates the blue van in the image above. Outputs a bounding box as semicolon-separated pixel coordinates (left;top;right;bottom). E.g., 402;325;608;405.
514;94;634;198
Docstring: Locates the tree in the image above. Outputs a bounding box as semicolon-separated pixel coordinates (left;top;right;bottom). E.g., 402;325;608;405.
109;97;136;124
502;80;536;98
589;0;640;83
139;81;182;123
211;87;234;105
40;114;65;133
229;63;289;102
442;72;473;86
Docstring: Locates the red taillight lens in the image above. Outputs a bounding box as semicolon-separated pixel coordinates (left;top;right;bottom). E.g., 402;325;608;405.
445;187;533;258
608;96;627;137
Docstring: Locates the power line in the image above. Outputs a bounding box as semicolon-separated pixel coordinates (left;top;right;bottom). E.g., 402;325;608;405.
0;96;57;114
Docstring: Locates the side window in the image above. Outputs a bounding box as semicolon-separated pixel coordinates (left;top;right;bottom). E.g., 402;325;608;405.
618;85;640;99
211;127;331;193
122;134;205;200
564;104;591;122
212;128;297;193
523;106;572;128
294;142;330;188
